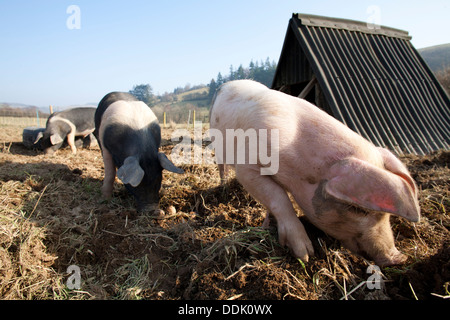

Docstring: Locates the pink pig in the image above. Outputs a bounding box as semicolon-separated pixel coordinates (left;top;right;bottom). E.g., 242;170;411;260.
209;80;420;267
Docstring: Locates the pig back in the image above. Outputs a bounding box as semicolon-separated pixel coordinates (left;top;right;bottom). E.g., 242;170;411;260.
211;80;382;175
95;92;139;134
55;107;96;133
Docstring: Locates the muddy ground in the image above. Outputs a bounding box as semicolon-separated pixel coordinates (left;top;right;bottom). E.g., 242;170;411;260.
0;125;448;300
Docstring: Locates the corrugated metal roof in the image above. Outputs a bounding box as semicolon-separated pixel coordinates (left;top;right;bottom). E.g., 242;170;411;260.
272;14;450;155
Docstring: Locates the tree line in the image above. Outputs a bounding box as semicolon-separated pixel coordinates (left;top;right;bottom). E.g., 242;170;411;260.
129;57;277;106
207;57;277;102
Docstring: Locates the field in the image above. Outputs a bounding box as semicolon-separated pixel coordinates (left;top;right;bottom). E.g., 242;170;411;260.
0;124;449;300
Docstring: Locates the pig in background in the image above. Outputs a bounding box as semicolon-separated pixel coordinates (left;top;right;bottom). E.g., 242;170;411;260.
23;126;97;151
94;92;184;213
209;80;420;267
34;107;96;155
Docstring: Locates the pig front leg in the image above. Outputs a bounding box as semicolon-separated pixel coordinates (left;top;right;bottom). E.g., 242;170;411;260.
101;148;116;199
235;165;314;262
66;131;77;154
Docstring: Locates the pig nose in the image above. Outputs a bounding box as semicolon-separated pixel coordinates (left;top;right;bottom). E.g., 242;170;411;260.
44;149;55;155
374;248;407;267
137;203;159;213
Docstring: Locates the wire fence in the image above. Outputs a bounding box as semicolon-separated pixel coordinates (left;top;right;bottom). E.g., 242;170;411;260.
0;116;48;127
0;110;210;129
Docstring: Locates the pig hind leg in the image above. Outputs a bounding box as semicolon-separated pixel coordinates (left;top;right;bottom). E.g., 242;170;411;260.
218;163;231;184
235;165;314;262
262;211;271;228
216;141;230;184
101;148;116;199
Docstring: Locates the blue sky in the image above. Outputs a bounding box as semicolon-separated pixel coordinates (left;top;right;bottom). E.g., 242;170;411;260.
1;0;449;107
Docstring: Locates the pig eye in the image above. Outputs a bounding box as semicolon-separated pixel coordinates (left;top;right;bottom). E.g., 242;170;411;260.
351;205;370;216
337;202;370;216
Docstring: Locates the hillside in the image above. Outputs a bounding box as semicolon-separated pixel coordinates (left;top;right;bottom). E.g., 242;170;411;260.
152;87;210;125
0;103;49;118
419;43;450;72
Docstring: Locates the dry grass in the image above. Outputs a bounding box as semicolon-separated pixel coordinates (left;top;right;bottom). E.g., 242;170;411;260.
0;123;449;300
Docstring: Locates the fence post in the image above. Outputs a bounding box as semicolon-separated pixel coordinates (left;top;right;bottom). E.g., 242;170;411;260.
49;105;53;114
163;112;166;128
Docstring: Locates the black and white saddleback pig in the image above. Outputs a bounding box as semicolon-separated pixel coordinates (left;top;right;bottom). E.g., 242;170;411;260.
94;92;184;212
35;107;96;155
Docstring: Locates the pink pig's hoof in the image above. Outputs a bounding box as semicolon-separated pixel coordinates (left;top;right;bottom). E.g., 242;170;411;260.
282;235;314;263
277;220;314;263
262;212;270;229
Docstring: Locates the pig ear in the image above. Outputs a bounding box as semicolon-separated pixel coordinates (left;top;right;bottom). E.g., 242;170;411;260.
377;147;418;198
117;156;145;187
50;133;64;145
34;131;44;144
158;152;184;174
324;158;420;222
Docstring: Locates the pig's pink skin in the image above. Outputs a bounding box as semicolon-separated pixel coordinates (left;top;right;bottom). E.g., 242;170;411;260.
210;80;420;266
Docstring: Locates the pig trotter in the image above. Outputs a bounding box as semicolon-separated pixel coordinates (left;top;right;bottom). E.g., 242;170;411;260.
277;217;314;262
262;211;270;228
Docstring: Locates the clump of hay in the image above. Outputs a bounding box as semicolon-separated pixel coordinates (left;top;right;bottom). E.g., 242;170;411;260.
0;202;61;299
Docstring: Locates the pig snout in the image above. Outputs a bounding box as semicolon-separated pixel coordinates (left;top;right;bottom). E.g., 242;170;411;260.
373;248;407;267
43;146;58;155
136;202;159;213
125;184;161;214
342;210;410;267
43;148;54;155
341;228;408;267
